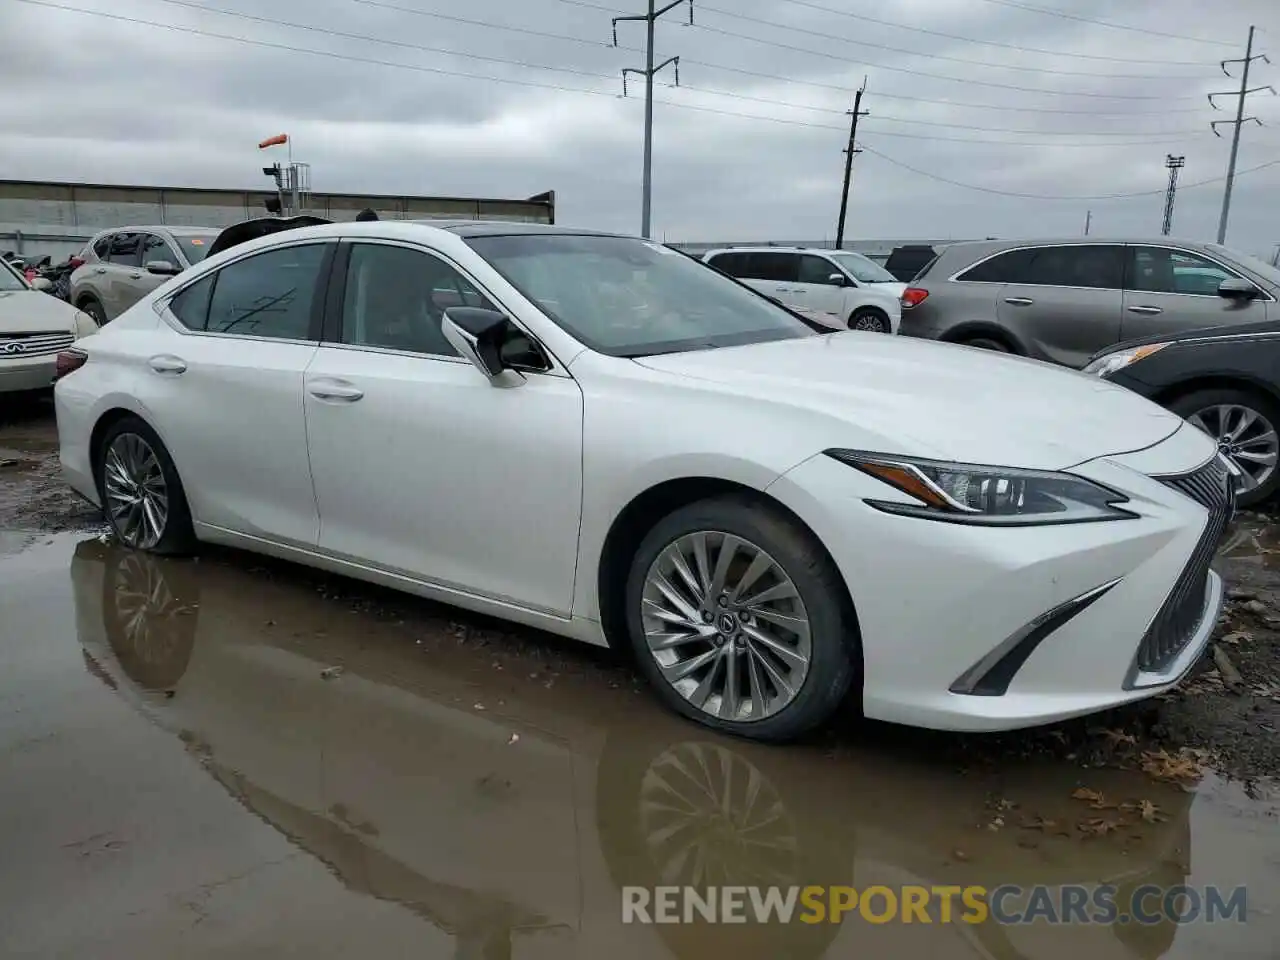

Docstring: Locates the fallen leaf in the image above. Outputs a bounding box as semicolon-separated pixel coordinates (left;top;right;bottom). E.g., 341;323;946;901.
1140;749;1203;783
320;666;345;680
1072;787;1104;803
1218;631;1251;645
1100;729;1137;748
1078;817;1124;837
507;733;520;745
1020;816;1059;831
1138;800;1164;824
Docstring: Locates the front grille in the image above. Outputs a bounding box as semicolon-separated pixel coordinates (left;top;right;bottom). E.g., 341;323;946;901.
0;332;74;359
1136;456;1234;674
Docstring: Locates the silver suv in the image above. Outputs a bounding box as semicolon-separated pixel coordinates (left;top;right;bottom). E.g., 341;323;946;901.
69;226;218;324
899;239;1280;368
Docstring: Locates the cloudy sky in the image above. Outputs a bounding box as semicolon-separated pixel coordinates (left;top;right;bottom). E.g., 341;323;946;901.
1;0;1276;253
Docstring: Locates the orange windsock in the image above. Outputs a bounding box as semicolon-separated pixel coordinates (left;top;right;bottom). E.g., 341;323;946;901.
258;133;289;149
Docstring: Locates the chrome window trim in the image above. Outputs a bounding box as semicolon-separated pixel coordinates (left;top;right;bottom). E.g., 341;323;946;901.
946;241;1125;289
333;237;569;378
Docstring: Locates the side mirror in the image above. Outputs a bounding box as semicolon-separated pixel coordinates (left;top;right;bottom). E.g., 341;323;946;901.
442;307;514;380
30;277;53;292
145;259;180;276
827;272;848;287
1218;277;1259;301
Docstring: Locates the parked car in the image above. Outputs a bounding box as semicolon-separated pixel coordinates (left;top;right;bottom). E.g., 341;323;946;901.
701;246;903;333
1083;318;1280;506
69;225;219;324
883;243;939;283
899;239;1280;369
0;257;99;394
55;220;1232;742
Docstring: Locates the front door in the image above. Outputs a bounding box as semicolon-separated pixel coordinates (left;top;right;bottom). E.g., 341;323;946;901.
994;244;1125;367
1122;245;1271;339
304;240;584;616
794;253;848;322
146;241;332;546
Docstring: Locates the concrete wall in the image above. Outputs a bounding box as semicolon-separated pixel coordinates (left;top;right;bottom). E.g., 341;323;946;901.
0;180;555;260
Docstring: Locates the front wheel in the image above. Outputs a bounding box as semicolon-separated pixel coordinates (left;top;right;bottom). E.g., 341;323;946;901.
624;495;859;742
95;416;196;554
849;307;889;333
1171;388;1280;508
79;297;106;326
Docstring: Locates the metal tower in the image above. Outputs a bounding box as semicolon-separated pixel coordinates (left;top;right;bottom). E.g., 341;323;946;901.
1161;155;1185;236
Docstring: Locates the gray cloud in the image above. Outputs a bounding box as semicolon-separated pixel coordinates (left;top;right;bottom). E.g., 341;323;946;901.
1;0;1276;253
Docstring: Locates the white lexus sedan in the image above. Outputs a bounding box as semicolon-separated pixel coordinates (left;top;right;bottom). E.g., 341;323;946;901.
53;221;1233;742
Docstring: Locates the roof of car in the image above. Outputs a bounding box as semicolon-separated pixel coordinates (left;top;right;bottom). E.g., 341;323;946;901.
941;237;1222;253
702;246;843;256
424;220;626;239
93;225;219;237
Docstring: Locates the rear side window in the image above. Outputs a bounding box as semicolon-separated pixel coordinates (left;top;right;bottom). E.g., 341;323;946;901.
706;252;749;277
956;248;1037;283
747;252;798;283
168;274;215;330
205;243;327;340
92;236;111;260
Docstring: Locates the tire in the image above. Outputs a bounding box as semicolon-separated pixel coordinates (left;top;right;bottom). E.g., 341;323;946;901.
79;297;106;326
958;335;1010;353
624;494;859;742
1169;387;1280;508
95;415;196;555
848;307;888;333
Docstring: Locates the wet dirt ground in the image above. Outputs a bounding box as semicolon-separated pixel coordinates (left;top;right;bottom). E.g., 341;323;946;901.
2;397;1278;958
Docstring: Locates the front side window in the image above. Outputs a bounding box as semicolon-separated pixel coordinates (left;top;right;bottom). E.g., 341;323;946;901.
92;236;111;260
106;233;141;266
798;255;842;285
828;251;899;284
465;234;816;357
205;243;326;339
341;243;495;356
1129;247;1240;296
141;234;176;266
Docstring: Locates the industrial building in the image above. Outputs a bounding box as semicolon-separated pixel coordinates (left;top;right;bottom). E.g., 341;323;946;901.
0;179;556;260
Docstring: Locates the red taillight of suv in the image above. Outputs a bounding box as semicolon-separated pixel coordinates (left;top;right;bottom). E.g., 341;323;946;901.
900;287;929;309
54;348;88;382
67;256;85;270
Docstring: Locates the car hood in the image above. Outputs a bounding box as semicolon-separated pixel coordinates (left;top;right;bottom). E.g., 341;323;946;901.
0;289;82;332
634;332;1185;470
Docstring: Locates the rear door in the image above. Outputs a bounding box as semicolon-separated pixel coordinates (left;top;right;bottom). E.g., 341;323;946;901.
994;244;1125;367
99;232;144;320
1122;245;1271;339
740;252;800;306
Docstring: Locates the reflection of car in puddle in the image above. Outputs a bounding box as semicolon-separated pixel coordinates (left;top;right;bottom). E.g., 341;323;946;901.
71;539;1192;960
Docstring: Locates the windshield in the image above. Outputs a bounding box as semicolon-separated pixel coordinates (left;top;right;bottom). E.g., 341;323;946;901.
465;234;816;357
176;234;217;264
0;259;27;291
1210;244;1280;290
827;251;898;284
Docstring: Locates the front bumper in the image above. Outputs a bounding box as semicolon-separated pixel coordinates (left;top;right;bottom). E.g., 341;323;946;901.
0;357;56;393
767;426;1230;731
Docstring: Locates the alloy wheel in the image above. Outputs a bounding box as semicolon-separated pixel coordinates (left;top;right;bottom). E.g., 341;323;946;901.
103;432;170;549
640;531;812;723
1187;403;1279;495
851;312;886;333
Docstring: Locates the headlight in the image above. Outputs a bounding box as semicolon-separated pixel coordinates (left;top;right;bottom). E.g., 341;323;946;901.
827;450;1137;526
1081;342;1169;377
72;310;99;339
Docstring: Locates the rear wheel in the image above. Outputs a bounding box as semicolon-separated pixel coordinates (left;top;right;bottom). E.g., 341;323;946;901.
958;335;1011;353
849;307;889;333
95;416;196;554
1171;387;1280;507
624;495;858;742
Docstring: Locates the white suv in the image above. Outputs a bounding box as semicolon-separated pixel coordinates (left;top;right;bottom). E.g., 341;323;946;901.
702;246;904;333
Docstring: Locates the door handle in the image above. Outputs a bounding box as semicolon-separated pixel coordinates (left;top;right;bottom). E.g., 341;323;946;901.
307;381;364;402
128;272;142;279
148;355;187;375
1004;297;1035;306
1127;305;1163;315
94;267;107;274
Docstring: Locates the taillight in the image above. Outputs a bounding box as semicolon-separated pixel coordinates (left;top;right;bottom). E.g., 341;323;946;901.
901;287;929;309
68;257;85;270
54;348;88;381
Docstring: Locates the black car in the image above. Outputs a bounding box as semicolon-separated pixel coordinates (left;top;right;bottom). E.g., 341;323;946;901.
1084;318;1280;506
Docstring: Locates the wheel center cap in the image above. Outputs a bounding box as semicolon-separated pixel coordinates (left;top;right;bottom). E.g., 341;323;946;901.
717;612;738;635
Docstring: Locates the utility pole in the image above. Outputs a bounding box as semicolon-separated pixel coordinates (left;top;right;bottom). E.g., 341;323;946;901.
1209;26;1274;244
1084;209;1092;236
835;78;869;250
1161;155;1185;236
614;1;693;239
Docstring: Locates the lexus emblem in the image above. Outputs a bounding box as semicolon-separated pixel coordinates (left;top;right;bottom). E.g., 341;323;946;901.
0;341;27;355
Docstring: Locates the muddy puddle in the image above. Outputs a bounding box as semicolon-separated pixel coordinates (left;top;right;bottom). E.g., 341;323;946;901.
2;533;1277;958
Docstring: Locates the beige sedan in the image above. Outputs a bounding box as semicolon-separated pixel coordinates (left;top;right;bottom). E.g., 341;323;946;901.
0;259;99;394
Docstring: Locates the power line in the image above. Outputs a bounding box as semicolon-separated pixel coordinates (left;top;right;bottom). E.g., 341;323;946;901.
971;0;1239;48
353;0;1205;103
769;0;1214;65
558;0;1207;81
859;144;1280;200
28;0;1212;145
